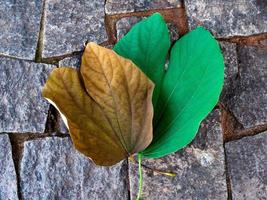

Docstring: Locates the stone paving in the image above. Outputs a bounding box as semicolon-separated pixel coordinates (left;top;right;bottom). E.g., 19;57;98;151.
0;0;266;199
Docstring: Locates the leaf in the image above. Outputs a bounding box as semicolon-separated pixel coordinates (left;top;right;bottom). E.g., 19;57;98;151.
42;43;154;166
142;27;224;158
113;13;170;106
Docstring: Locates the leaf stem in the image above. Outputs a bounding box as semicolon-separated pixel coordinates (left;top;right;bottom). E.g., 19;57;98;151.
136;153;143;200
131;157;176;177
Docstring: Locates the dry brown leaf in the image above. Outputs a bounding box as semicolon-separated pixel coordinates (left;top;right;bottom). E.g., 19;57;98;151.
42;43;154;166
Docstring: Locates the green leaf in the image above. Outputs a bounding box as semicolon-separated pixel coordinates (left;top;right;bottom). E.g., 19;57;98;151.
113;13;170;106
142;27;224;158
42;43;154;166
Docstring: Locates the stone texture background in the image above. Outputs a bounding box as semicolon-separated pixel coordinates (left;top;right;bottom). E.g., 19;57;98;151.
0;0;266;199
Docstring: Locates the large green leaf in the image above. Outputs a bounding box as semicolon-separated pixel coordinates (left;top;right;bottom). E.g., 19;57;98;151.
42;43;154;166
142;27;224;158
113;13;170;106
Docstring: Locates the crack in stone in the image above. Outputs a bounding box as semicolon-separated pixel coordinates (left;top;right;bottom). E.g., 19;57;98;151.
220;103;267;142
223;143;233;200
218;32;267;48
35;0;47;63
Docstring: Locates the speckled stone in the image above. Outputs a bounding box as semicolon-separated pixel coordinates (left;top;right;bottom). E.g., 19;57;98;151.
129;110;227;200
116;16;179;42
105;0;181;14
58;54;82;69
225;132;267;199
185;0;267;37
224;45;267;128
0;0;43;59
116;17;143;40
20;137;128;200
219;42;239;103
0;134;18;200
43;0;108;57
0;57;54;133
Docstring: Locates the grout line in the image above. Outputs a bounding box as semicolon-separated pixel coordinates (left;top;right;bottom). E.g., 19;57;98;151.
126;158;132;200
8;134;23;200
220;103;267;142
220;103;244;141
217;32;267;47
41;50;82;65
105;7;189;46
35;0;47;63
0;53;32;62
225;124;267;143
223;143;233;200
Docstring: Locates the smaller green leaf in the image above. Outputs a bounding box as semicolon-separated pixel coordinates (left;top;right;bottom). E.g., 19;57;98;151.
114;13;170;106
142;27;224;158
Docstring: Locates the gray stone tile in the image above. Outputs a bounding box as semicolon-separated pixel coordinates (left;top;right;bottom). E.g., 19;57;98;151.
0;134;18;200
116;16;179;42
20;137;128;200
219;42;239;103
116;17;143;40
129;110;227;200
43;0;108;57
0;57;54;133
185;0;267;37
0;0;43;60
224;45;267;128
105;0;182;14
225;132;267;199
58;54;82;69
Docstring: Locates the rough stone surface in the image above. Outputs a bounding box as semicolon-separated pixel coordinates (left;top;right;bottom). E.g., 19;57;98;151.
219;42;239;102
43;0;108;57
0;57;54;133
105;0;181;14
185;0;267;37
129;110;227;200
0;0;42;59
20;137;128;200
225;132;267;199
0;134;18;200
116;17;143;40
223;45;267;128
116;16;179;42
59;54;82;69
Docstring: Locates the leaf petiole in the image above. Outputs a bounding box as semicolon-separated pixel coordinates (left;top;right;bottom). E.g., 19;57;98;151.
136;153;143;200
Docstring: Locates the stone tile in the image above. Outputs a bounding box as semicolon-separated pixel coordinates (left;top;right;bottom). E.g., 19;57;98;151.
0;57;54;133
219;42;239;103
20;137;128;200
43;0;108;57
0;0;43;59
0;134;18;200
224;45;267;128
129;110;227;200
185;0;267;37
116;16;179;42
225;132;267;199
116;17;143;40
58;54;82;69
105;0;181;14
